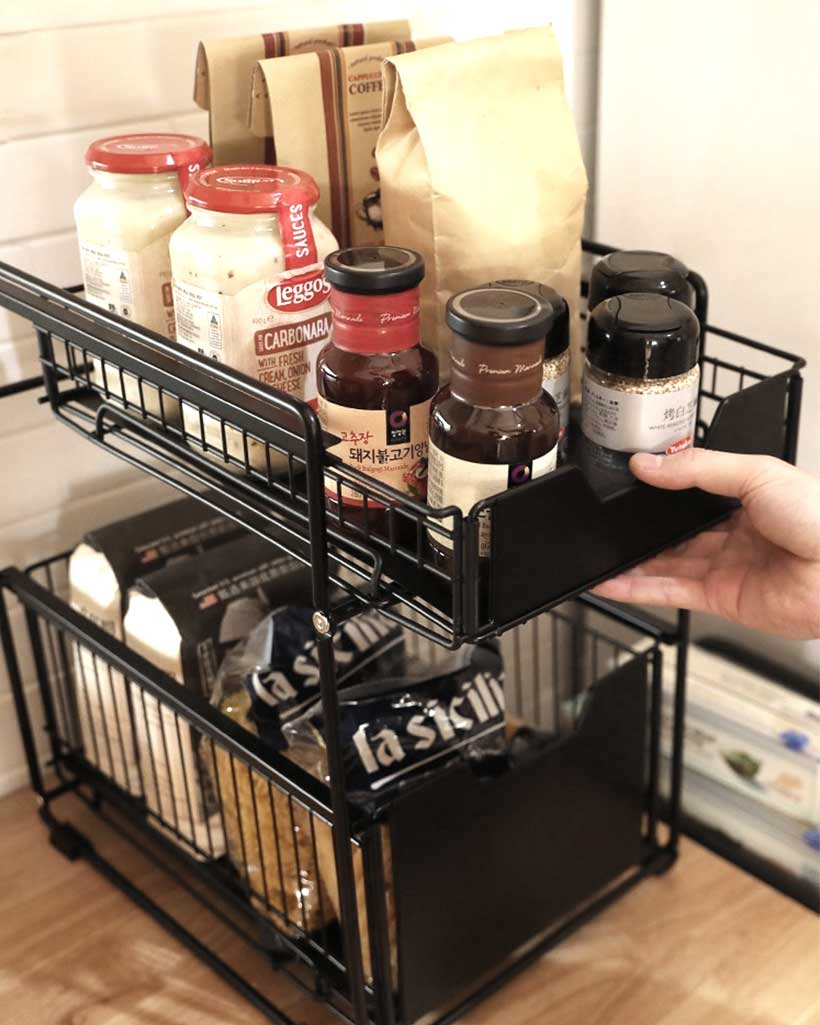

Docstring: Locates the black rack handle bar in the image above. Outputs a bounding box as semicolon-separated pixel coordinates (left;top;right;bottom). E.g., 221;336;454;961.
0;566;336;822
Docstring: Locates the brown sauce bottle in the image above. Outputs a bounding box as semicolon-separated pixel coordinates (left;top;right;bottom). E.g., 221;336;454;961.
427;287;560;563
316;247;439;536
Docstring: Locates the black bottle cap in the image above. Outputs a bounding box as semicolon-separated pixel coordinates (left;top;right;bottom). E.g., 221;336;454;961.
485;279;569;357
446;286;553;345
587;293;700;380
324;246;424;294
588;250;694;312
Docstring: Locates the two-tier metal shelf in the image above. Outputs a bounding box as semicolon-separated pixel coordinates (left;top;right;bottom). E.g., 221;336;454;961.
0;241;805;1025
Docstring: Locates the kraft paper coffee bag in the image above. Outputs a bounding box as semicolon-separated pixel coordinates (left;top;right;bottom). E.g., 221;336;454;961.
377;28;588;385
195;21;411;163
250;37;450;248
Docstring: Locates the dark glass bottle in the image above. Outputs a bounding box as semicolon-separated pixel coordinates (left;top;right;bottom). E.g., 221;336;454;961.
316;246;439;535
427;286;560;562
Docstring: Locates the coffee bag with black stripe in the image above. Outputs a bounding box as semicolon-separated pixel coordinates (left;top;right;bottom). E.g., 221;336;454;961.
249;36;450;247
194;20;411;164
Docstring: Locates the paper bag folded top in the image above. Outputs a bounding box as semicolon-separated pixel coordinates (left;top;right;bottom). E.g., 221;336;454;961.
250;36;450;248
377;28;589;385
195;20;411;164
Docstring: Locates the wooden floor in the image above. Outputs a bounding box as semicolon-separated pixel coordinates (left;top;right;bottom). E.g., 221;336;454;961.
0;786;818;1025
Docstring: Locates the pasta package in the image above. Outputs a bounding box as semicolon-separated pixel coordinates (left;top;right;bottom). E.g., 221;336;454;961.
211;607;405;936
123;538;311;859
377;28;588;383
68;496;240;795
194;21;411;164
282;643;506;983
249;36;450;248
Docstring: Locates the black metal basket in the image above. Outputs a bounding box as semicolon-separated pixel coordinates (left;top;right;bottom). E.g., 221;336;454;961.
0;244;804;648
0;240;806;1025
1;555;664;1025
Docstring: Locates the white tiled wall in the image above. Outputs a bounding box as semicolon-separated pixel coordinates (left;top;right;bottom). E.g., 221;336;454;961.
0;1;599;795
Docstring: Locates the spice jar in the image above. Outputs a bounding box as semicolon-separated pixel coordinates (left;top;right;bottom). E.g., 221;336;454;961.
170;165;337;468
427;287;559;560
588;250;695;312
75;133;210;338
486;279;570;459
581;293;700;480
316;246;439;532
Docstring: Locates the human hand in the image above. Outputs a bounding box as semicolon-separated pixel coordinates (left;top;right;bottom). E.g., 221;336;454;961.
591;449;820;640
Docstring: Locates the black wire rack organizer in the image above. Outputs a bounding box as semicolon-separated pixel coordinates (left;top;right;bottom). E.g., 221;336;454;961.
0;239;806;1025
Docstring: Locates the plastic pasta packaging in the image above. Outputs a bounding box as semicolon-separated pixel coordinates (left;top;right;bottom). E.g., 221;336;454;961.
210;607;405;935
280;643;506;984
123;538;312;861
68;496;240;795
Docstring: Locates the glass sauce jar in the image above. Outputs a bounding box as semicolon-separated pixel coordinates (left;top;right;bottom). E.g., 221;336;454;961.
427;286;560;562
581;292;700;487
486;279;570;459
316;247;439;534
75;133;210;338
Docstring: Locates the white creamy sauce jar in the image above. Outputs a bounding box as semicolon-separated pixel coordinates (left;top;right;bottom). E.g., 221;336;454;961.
74;133;210;339
169;164;337;468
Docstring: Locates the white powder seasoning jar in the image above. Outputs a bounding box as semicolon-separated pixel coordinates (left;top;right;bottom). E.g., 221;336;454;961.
74;133;210;338
581;293;700;477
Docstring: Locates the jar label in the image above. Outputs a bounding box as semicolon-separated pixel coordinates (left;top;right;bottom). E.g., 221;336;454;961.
581;371;699;454
79;235;175;338
318;396;431;508
543;366;570;438
173;269;332;405
427;443;557;556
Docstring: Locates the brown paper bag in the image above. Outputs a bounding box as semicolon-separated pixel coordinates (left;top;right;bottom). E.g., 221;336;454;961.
250;37;451;248
377;28;588;386
194;21;411;164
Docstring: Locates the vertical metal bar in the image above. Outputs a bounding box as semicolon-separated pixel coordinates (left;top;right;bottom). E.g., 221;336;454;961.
301;403;368;1018
316;633;368;1025
784;373;803;465
666;610;690;851
361;826;397;1025
36;328;60;410
646;647;663;845
0;588;44;794
688;270;709;440
23;608;62;767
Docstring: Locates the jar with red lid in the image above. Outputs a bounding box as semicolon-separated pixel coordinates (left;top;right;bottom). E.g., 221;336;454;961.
316;246;439;533
74;133;210;339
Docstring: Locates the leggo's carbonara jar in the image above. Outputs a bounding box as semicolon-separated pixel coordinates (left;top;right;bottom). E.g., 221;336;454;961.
75;133;211;338
170;165;337;468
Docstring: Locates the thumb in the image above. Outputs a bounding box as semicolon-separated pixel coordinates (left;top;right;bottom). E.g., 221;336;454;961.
630;449;820;560
629;448;788;500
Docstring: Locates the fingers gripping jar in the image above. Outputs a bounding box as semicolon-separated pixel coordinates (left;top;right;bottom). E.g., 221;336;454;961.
581;293;700;479
75;133;211;338
169;165;338;469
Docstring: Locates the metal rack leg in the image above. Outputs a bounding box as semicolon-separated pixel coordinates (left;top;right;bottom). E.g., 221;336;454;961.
0;586;45;796
316;630;369;1025
666;609;690;853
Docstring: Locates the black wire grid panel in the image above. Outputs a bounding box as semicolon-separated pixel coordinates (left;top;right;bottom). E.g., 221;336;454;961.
0;244;805;649
2;554;664;1025
0;242;806;1025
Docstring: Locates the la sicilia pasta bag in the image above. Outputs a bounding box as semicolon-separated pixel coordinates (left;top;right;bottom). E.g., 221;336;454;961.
377;27;588;388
